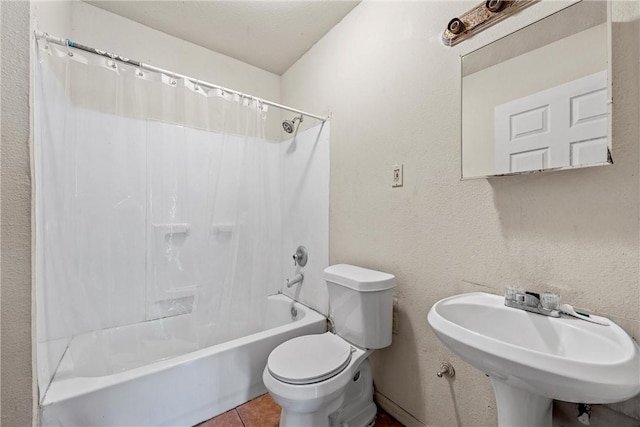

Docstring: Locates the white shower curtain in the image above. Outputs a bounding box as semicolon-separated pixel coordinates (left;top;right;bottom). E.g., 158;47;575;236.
34;39;282;388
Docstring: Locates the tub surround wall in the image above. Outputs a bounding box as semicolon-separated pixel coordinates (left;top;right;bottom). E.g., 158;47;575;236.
280;123;331;314
281;1;640;425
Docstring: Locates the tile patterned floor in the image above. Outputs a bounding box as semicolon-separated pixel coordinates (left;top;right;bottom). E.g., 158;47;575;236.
196;393;404;427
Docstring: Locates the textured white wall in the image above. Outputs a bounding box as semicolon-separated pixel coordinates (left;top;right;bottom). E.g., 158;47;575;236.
31;0;71;37
282;1;639;425
1;1;34;426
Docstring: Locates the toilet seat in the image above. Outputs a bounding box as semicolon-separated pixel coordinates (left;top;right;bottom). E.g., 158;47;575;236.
267;332;353;385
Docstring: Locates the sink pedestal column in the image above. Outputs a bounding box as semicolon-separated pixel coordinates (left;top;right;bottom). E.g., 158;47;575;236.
491;378;552;427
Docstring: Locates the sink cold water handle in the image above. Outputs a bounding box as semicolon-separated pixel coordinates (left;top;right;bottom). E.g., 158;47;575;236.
436;362;455;378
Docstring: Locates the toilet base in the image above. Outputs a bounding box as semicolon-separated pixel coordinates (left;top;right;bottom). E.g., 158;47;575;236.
277;359;376;427
333;401;376;427
279;403;342;427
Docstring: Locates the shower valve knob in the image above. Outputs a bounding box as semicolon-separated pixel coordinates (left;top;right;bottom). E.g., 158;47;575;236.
292;246;308;267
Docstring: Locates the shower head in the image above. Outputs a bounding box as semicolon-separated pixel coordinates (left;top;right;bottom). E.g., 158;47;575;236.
282;120;295;134
282;115;304;134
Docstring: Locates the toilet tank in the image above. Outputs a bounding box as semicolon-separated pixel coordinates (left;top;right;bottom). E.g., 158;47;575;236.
323;264;395;349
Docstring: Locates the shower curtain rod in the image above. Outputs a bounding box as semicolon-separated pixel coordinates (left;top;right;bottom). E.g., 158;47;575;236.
34;31;328;122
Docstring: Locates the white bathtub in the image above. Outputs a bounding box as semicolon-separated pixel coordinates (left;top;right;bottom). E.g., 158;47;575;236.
40;294;327;426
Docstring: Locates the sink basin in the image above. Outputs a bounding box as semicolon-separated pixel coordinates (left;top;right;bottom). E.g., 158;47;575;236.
428;292;640;426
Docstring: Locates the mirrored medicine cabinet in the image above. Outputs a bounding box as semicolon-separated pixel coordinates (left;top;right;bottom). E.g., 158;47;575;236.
461;0;612;180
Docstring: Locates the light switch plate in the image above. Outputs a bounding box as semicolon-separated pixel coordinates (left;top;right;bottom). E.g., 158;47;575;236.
392;164;403;188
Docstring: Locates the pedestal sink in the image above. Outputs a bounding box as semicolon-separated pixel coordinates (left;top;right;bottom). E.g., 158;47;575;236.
427;292;640;427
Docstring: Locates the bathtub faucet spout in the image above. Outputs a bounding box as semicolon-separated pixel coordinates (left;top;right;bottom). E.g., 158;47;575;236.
286;273;304;288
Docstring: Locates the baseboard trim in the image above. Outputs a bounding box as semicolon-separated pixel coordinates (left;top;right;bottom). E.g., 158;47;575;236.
374;391;427;427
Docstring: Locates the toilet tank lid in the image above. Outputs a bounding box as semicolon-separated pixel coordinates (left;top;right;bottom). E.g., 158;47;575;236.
323;264;395;292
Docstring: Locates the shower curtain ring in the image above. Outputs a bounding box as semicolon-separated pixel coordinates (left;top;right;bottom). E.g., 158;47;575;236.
104;53;117;69
65;39;74;57
42;32;50;50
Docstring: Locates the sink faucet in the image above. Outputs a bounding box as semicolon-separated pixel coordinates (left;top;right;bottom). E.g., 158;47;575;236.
504;288;560;317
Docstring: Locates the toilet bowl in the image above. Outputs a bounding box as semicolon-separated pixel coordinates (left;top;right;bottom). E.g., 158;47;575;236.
263;264;395;427
263;332;375;427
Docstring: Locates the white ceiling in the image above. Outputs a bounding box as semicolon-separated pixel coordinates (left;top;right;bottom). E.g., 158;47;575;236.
84;1;360;75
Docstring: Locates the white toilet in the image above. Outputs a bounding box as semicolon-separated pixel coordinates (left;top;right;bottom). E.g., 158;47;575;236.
263;264;395;427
